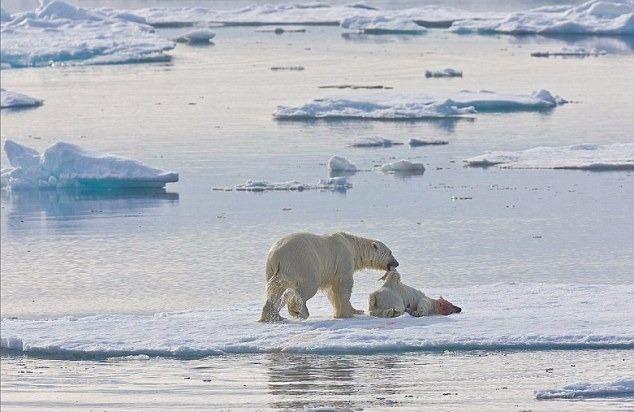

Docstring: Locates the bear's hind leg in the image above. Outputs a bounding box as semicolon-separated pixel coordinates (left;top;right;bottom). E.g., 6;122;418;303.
259;276;287;322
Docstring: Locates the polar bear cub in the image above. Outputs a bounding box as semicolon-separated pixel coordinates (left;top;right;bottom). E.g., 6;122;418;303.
368;270;461;318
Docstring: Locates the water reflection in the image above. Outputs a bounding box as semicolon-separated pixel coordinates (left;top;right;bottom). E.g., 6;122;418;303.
508;33;634;53
1;188;178;223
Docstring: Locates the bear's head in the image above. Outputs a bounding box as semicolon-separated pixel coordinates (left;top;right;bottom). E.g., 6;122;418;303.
435;296;462;316
378;269;401;284
367;240;399;271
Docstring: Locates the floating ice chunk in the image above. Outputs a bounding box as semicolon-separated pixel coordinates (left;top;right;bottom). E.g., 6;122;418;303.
450;0;634;35
464;143;634;170
536;378;634;399
0;1;174;68
270;66;305;71
1;89;43;109
328;156;357;172
351;137;403;148
381;159;425;174
175;29;215;44
409;139;448;147
425;68;463;78
274;90;564;120
255;26;306;33
531;47;607;57
341;15;426;34
319;84;392;90
231;177;351;192
1;140;179;190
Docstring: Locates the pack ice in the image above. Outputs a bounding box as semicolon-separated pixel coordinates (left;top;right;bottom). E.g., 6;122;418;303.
1;140;179;190
450;0;634;35
464;143;634;170
0;1;174;68
274;90;564;120
1;283;631;359
1;89;43;109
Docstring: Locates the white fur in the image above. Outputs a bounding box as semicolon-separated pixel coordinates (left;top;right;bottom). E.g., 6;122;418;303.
259;232;397;322
368;270;437;318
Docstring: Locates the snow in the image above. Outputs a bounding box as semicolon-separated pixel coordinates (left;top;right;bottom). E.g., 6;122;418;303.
175;29;215;44
1;140;179;190
0;1;174;68
274;90;565;120
450;0;634;35
1;89;43;109
536;378;634;399
409;139;448;147
350;137;402;148
425;68;463;78
328;156;357;173
531;47;607;57
340;16;426;34
464;143;634;170
381;159;426;174
1;283;632;359
229;177;352;192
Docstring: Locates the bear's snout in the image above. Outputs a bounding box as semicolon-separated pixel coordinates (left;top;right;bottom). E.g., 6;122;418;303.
387;259;399;270
452;305;462;314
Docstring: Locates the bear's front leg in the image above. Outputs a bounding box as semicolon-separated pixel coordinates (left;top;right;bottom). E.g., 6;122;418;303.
329;276;359;318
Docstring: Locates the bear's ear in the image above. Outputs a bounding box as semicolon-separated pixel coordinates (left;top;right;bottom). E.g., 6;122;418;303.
372;242;378;250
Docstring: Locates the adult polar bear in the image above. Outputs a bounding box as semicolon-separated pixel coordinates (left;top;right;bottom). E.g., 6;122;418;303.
259;232;399;322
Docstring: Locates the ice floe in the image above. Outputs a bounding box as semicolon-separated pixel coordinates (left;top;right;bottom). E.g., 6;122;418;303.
531;46;607;57
381;159;425;174
464;143;634;170
350;137;402;148
1;140;179;190
536;378;634;399
327;156;358;173
409;139;449;147
174;29;215;44
450;0;634;35
223;177;352;192
1;283;631;359
274;90;564;120
319;85;392;90
340;16;426;34
0;1;174;68
1;89;43;109
270;66;305;71
255;26;306;33
425;68;463;78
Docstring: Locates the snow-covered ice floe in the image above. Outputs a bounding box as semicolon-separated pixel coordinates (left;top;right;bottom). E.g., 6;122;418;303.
409;138;449;147
1;89;42;109
2;283;632;359
328;156;357;173
219;177;352;192
1;140;179;190
0;1;174;68
450;0;634;35
425;68;463;78
274;90;565;120
340;16;426;34
381;159;426;174
174;29;215;44
465;143;634;170
350;137;403;148
536;378;634;399
531;47;607;57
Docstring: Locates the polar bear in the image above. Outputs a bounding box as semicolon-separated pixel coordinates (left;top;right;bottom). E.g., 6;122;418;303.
368;270;461;318
259;232;399;322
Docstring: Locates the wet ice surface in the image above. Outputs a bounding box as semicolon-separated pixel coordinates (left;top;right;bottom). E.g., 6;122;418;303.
1;11;633;410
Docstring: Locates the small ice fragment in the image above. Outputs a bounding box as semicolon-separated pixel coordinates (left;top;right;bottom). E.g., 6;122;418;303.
409;139;449;147
425;68;463;78
175;29;216;44
328;156;357;172
381;159;425;173
270;66;305;71
1;89;43;109
535;378;634;399
351;138;402;148
530;47;607;58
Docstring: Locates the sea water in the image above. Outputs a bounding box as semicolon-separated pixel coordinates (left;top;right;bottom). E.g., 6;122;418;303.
1;0;633;410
